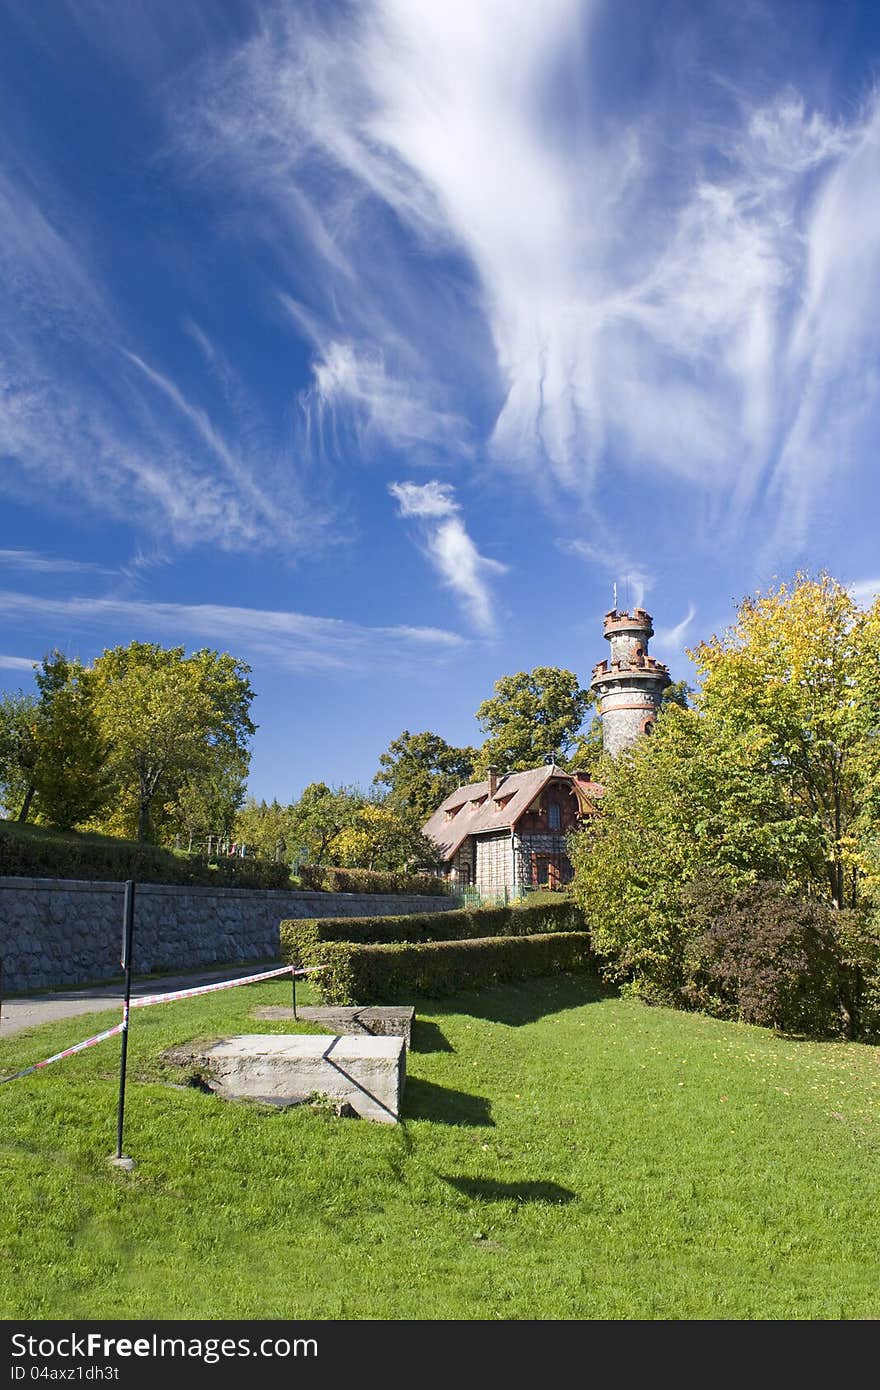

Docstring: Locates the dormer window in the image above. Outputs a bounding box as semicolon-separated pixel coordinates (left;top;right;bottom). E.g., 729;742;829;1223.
548;803;561;830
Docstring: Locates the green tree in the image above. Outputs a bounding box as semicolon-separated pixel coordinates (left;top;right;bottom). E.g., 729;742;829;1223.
569;703;816;999
30;652;112;830
92;642;256;843
571;573;880;1001
475;667;592;772
568;714;604;771
168;760;248;852
0;653;112;829
0;690;40;821
286;782;365;867
373;730;477;824
334;801;443;872
234;797;296;862
662;679;693;709
694;574;877;909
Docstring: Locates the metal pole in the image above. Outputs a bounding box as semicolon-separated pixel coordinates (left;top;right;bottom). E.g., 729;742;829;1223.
113;881;135;1168
291;965;297;1020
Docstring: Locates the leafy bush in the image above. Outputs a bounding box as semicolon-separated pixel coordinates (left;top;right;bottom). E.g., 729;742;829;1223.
0;820;291;889
297;864;451;895
281;899;586;964
680;878;880;1039
291;932;594;1005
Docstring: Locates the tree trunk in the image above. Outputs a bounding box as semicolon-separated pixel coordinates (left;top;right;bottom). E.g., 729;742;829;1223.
137;798;151;843
17;783;36;822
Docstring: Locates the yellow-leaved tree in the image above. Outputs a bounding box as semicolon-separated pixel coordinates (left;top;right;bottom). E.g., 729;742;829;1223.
694;573;880;909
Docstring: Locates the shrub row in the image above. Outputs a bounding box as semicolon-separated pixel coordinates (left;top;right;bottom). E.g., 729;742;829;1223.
281;899;586;962
296;864;450;896
291;932;594;1005
0;824;291;889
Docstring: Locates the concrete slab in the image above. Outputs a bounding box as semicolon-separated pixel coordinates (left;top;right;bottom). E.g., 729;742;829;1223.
189;1034;406;1124
252;1005;415;1048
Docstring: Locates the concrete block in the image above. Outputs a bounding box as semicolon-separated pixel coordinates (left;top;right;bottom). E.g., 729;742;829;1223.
252;1005;415;1048
194;1034;406;1124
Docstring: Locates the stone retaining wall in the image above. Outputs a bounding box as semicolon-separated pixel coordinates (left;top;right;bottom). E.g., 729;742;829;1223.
0;877;459;992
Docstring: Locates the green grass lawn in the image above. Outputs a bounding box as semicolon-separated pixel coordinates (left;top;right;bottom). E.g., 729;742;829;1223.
1;971;878;1320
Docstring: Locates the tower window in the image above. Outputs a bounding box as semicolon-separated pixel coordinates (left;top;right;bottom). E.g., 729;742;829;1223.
641;717;655;736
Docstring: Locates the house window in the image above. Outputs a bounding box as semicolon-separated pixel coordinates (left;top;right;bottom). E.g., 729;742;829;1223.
548;802;561;830
530;854;568;889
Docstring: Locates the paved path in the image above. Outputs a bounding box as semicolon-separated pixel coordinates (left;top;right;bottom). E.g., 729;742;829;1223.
0;963;287;1038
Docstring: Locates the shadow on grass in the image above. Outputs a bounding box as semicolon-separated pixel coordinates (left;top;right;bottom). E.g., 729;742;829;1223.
432;970;610;1027
403;1077;494;1127
410;1020;454;1053
439;1175;576;1205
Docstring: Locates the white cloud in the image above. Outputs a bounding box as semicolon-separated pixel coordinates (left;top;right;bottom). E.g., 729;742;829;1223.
123;350;306;546
849;579;880;608
654;603;698;656
557;538;654;611
0;654;38;672
389;480;506;633
0;589;465;675
390;480;459;521
0;550;112;576
305;339;469;459
0;163;317;556
174;3;880;556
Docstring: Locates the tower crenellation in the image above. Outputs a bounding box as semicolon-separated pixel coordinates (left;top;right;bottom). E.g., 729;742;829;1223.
590;606;670;756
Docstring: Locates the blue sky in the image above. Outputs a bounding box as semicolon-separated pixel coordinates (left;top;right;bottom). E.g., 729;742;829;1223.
2;0;880;803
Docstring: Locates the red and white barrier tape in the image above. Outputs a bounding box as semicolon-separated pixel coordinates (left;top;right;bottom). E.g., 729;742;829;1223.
130;962;299;1010
0;1022;124;1086
0;962;326;1085
129;962;324;1009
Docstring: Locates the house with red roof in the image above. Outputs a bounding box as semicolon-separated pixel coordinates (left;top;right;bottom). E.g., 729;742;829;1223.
422;761;603;897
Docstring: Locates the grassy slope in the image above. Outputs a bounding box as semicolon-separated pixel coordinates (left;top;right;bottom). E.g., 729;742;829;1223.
0;972;877;1320
0;817;133;850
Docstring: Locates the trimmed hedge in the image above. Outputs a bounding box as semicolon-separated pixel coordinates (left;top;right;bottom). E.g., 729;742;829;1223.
297;864;450;896
0;822;291;889
294;932;594;1004
281;899;586;963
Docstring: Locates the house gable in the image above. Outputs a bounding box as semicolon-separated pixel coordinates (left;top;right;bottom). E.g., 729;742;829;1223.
422;765;603;869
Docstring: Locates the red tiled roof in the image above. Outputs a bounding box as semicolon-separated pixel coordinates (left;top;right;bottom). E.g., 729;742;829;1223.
422;765;603;861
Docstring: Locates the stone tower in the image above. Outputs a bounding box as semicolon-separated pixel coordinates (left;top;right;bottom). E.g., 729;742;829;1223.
589;607;671;757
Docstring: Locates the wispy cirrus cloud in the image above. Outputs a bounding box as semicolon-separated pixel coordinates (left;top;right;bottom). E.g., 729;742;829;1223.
0;589;466;675
174;0;880;558
0;162;316;555
654;602;698;657
122;350;307;547
557;538;653;611
389;480;506;634
302;338;470;462
0;549;112;576
0;654;37;672
849;579;880;608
